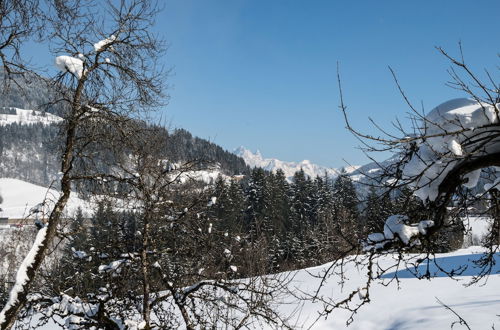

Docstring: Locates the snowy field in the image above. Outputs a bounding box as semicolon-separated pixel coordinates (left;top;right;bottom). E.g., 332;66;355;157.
0;178;87;219
28;246;499;329
1;178;498;329
280;246;500;329
0;170;229;221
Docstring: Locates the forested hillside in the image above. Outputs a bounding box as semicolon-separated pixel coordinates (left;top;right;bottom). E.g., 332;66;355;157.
0;80;250;187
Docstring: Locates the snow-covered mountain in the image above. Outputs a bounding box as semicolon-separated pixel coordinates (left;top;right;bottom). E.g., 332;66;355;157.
0;107;62;126
234;146;360;182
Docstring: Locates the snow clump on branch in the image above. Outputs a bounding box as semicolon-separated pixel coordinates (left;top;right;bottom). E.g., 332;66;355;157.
364;215;434;251
402;98;499;202
94;35;116;52
55;56;84;78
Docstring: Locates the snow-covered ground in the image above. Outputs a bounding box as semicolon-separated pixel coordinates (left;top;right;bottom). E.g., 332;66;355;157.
0;108;62;126
0;178;87;219
234;147;359;182
29;246;500;329
463;216;493;247
170;167;231;185
0;170;227;221
279;246;500;329
0;165;231;221
1;178;498;329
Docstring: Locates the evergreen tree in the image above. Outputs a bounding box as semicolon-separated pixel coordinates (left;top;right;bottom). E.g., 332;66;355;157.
364;187;393;233
266;169;292;234
290;169;313;235
210;175;228;223
224;179;246;233
245;168;268;239
332;170;359;217
332;170;360;248
89;201;125;258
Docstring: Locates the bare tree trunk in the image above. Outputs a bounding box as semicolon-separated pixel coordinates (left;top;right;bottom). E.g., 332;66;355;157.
0;70;86;328
141;211;151;329
0;121;77;329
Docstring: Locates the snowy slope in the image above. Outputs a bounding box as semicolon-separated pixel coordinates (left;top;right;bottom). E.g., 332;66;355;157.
0;169;227;220
0;108;62;126
3;179;496;329
30;246;500;329
0;178;87;219
463;216;494;247
279;246;500;329
234;147;359;182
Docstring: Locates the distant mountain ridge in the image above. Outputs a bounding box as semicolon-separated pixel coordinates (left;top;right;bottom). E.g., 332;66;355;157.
234;146;360;182
233;147;404;198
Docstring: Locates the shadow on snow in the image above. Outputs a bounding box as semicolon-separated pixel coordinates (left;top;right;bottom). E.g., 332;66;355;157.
381;252;500;279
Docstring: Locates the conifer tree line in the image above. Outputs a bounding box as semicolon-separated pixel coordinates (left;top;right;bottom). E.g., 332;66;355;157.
203;167;434;272
50;166;432;285
43;165;448;291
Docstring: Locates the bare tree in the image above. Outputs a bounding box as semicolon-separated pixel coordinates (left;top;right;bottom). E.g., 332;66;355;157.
0;0;44;79
0;0;166;328
1;1;296;328
302;46;499;326
344;46;499;251
8;124;295;328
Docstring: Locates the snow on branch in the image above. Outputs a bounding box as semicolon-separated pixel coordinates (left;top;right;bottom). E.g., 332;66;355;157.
0;226;48;325
401;98;500;202
363;215;434;251
93;35;117;52
55;56;84;78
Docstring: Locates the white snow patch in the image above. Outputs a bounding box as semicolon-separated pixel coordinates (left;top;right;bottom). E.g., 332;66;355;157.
367;233;385;243
463;217;493;247
0;178;89;219
417;220;434;235
0;108;62;127
207;197;217;207
94;35;116;52
402;98;500;201
55;56;84;78
383;215;419;244
98;259;130;274
463;169;481;189
447;139;463;156
0;226;47;326
484;177;500;191
71;248;88;260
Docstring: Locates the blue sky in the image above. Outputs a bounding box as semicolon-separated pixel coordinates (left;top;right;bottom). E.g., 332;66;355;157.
21;1;499;168
155;0;499;168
